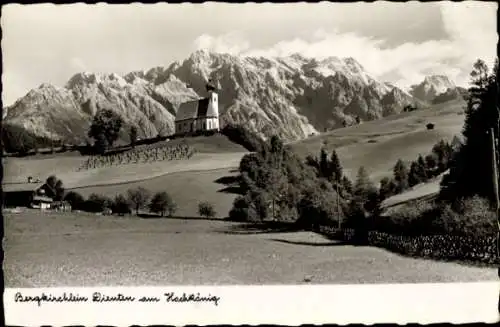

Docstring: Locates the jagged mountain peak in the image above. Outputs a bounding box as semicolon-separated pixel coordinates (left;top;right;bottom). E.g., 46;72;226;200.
4;51;462;148
410;74;460;103
423;74;454;85
65;71;128;89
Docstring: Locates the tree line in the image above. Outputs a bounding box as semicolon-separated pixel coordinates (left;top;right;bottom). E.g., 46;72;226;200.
56;181;217;219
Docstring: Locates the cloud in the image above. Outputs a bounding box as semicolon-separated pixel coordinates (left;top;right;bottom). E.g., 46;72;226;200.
69;57;87;72
439;1;498;82
192;2;497;89
193;32;250;55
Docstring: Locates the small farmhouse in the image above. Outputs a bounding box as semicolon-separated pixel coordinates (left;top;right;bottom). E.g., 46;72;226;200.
31;195;53;210
2;181;59;209
175;81;220;136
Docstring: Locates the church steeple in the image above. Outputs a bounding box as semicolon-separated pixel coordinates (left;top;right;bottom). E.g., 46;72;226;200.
206;78;217;93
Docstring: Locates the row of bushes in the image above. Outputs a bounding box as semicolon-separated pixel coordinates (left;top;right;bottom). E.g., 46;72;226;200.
64;187;217;218
377;196;496;237
319;225;498;265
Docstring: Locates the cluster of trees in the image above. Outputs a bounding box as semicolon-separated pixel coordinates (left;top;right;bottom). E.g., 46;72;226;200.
45;175;66;201
1;123;61;155
64;187;177;217
228;135;384;237
378;139;456;202
63;186;217;219
229;136;320;224
375;58;499;238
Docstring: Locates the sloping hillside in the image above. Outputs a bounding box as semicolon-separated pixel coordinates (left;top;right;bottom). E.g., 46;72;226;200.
290;98;465;182
2;134;248;186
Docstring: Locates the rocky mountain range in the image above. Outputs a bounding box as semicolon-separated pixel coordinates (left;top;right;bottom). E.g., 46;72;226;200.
2;50;467;146
409;75;467;103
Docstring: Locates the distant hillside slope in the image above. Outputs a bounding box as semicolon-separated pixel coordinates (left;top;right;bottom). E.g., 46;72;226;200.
290;98;466;182
3;50;465;152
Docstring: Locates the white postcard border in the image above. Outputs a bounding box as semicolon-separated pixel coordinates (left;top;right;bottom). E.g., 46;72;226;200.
4;282;500;325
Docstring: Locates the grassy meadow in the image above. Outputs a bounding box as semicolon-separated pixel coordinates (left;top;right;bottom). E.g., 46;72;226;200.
2;134;247;186
4;210;496;287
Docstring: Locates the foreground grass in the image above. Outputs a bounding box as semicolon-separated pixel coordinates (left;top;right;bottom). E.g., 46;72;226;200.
4;210;496;287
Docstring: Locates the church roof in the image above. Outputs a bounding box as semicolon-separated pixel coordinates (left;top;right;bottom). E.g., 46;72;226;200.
175;97;210;122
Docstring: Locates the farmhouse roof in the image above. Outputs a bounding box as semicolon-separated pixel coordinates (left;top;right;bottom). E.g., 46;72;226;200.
2;182;44;193
175;97;210;122
32;195;54;203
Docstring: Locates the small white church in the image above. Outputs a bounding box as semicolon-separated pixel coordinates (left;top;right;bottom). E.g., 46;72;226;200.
175;80;220;136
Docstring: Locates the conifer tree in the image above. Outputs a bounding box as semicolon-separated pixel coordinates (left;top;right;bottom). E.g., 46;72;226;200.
319;147;329;179
330;149;343;184
393;159;409;193
440;58;499;202
408;161;421;188
353;166;378;207
416;154;428;182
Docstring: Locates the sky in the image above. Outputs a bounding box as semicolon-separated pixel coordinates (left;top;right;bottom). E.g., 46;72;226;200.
2;1;498;106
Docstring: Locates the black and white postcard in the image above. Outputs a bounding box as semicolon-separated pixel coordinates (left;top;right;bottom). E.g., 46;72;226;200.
2;1;499;325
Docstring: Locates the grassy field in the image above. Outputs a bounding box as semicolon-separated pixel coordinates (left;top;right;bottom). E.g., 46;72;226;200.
291;98;465;182
3;152;245;189
72;167;240;218
154;134;248;153
4;210;496;287
2;133;248;186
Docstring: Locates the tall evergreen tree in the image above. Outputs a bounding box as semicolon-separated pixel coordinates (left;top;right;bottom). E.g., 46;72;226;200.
130;126;138;149
353;166;377;204
425;153;438;176
432;140;453;173
393;159;409;193
408;161;421;188
416;154;428;182
440;58;499;202
330;150;343;184
341;175;353;198
319;147;329;179
379;176;397;200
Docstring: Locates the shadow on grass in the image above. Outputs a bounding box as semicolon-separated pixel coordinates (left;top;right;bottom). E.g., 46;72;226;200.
214;175;240;185
214;175;245;195
137;213;227;222
270;239;351;247
217;221;303;235
218;186;245;195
